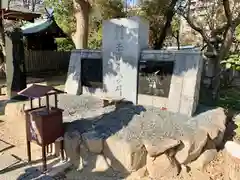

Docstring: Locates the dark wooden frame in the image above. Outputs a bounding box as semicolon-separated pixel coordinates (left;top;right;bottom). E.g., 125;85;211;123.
1;9;41;22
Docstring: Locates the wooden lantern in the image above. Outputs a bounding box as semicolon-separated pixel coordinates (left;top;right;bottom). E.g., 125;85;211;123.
18;84;65;172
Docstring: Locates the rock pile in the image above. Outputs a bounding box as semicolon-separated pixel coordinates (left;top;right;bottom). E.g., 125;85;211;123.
63;102;226;180
2;94;227;179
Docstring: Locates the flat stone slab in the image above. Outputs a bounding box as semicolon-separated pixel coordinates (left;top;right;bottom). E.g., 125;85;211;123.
0;154;21;172
0;140;14;152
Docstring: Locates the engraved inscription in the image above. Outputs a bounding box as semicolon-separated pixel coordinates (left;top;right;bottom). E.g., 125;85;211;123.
114;25;125;95
115;25;124;40
115;43;124;54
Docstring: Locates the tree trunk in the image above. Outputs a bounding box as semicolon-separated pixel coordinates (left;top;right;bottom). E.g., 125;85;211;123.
0;19;6;58
72;0;90;49
211;27;233;100
0;18;6;74
224;141;240;180
154;0;178;49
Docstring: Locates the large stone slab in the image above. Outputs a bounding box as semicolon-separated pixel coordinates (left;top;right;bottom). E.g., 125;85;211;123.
0;140;14;152
102;16;149;103
65;50;82;95
0;154;21;171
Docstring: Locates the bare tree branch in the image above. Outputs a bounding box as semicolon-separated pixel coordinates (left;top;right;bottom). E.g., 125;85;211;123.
213;15;240;34
155;0;178;49
181;0;217;54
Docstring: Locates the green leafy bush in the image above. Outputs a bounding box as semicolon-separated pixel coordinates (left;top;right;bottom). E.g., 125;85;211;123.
56;38;74;51
221;54;240;71
235;120;240;138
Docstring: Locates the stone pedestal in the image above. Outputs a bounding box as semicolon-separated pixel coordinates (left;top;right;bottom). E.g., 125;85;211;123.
102;16;149;103
65;50;81;95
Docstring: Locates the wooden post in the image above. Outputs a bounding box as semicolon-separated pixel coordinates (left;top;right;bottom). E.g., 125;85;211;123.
46;94;49;111
38;97;41;107
54;93;58;108
224;141;240;180
30;98;33;109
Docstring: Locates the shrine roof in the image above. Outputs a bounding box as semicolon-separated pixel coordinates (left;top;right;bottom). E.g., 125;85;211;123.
21;16;66;37
1;8;41;22
18;84;64;98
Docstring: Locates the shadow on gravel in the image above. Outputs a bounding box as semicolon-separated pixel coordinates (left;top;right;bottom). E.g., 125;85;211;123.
64;103;146;140
15;158;65;180
0;155;57;175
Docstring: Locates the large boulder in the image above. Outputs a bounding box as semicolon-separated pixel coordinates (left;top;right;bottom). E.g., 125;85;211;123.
190;107;226;147
103;134;147;173
82;131;103;154
175;129;208;164
189;137;217;170
146;154;179;179
64;131;82;169
143;137;180;157
62;103;226;176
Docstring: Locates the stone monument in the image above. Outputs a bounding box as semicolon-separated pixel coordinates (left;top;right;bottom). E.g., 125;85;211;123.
102;16;149;103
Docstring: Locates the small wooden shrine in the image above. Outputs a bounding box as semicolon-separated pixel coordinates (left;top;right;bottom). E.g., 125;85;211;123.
21;15;66;50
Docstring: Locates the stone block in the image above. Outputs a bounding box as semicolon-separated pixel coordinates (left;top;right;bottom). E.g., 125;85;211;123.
189;139;217;170
190;107;227;147
143;138;180;157
175;129;208;164
65;50;82;95
103;134;147;173
93;154;112;172
64;131;82;168
82;131;103;154
147;154;179;179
